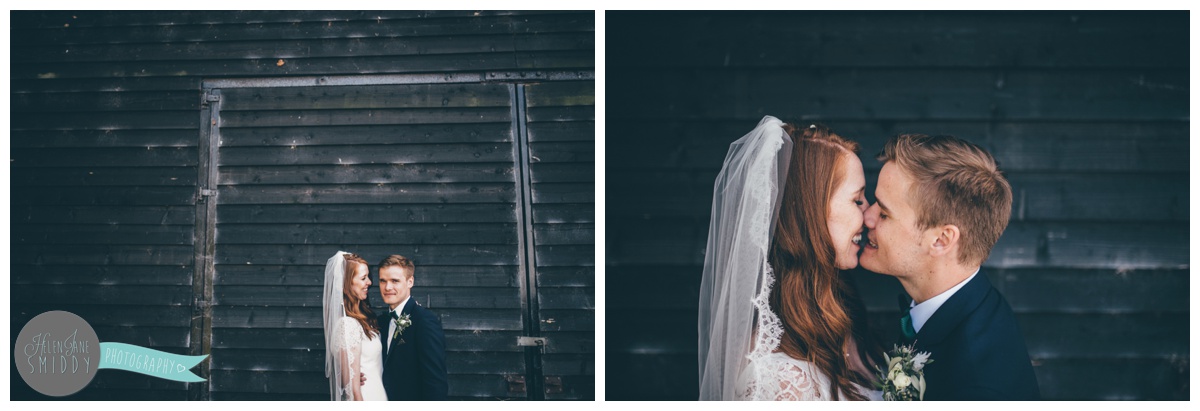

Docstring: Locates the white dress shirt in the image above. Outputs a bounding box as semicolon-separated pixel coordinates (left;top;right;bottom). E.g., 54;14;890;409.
908;268;979;333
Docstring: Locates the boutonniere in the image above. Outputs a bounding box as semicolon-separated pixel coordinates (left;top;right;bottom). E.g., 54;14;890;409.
876;343;933;401
391;313;412;342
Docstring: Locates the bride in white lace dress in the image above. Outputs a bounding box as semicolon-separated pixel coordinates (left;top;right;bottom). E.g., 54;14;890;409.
324;252;388;401
699;117;883;401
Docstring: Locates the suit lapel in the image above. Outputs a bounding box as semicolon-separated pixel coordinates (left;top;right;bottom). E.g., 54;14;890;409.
914;273;991;348
386;299;416;357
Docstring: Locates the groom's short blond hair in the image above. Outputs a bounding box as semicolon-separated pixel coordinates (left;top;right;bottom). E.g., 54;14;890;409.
379;255;415;279
878;134;1012;266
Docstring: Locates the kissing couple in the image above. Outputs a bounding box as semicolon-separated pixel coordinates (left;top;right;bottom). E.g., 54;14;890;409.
322;252;449;401
698;116;1040;400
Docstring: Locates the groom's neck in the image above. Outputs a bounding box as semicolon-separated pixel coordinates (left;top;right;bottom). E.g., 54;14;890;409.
900;263;978;304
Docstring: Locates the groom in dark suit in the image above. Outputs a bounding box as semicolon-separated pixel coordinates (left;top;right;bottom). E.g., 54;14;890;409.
860;134;1039;400
376;255;448;400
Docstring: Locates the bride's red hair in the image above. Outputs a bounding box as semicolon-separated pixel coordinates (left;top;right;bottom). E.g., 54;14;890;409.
342;253;379;337
769;123;881;400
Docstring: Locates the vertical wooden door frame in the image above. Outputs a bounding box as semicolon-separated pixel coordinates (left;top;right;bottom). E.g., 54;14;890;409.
192;71;591;400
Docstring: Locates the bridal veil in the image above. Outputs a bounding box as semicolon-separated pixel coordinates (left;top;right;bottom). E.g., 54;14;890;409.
698;116;794;400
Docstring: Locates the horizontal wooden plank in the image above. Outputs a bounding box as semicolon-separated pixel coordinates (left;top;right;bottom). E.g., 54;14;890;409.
10;90;199;112
216;203;516;224
526;121;594;143
607;11;1186;69
1021;313;1188;359
529;162;594;183
12;146;197;168
10;129;198;149
13;223;193;245
218;122;512;147
544;374;594;400
12;304;193;327
609;69;1187;122
10;110;199;130
524;81;594;107
13;166;197;187
609;119;1189;172
531;183;594;204
532;204;594;224
212;372;528;399
537;287;594;310
540;331;595;355
215;223;517;245
534;245;594;267
13;205;195;225
12;50;594;79
215;244;518;266
11;76;201;93
216;183;516;205
219;107;514;129
1000;268;1188;313
537;266;595;288
1033;358;1188;400
12;244;194;265
220;83;510;111
215;285;520;309
12;13;591;44
11;186;197;206
12;284;192;306
214;265;517;287
15;32;593;64
221;163;513;185
211;306;522;331
10;11;576;29
526;105;594;122
218;143;512;166
10;264;194;286
537;309;593;332
533;223;594;246
542;353;594;376
528;141;592;163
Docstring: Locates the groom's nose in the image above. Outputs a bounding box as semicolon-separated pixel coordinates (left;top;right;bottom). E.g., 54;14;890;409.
863;203;878;228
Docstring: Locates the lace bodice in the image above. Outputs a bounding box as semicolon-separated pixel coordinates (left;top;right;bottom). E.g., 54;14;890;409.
735;351;880;401
333;318;387;401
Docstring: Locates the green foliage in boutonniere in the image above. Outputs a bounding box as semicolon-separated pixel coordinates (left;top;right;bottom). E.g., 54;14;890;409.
876;343;933;401
392;313;412;342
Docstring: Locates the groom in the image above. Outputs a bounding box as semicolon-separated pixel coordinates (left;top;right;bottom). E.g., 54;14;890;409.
376;255;449;400
861;134;1039;400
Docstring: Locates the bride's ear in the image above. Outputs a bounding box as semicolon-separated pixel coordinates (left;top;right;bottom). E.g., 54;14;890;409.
929;224;960;258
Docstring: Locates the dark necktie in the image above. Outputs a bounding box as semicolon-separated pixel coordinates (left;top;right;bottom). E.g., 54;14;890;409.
898;293;917;341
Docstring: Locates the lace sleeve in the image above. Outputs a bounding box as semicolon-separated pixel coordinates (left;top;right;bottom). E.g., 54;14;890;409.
336;318;364;400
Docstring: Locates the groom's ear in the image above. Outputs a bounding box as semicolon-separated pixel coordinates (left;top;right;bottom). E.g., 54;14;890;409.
929;224;961;258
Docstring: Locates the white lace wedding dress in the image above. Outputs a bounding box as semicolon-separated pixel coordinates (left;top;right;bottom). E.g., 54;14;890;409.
735;351;882;401
334;318;387;401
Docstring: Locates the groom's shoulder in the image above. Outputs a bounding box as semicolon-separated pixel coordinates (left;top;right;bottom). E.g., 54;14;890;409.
409;303;442;325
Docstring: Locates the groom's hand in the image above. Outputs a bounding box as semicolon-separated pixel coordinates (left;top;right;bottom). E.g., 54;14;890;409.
360;372;366;386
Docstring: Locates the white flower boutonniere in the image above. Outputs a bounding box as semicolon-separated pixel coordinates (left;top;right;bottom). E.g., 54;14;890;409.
876;343;933;401
392;313;412;342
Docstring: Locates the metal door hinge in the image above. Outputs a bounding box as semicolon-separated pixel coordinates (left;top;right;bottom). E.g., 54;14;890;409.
200;189;217;197
204;90;222;102
505;375;526;394
517;336;547;347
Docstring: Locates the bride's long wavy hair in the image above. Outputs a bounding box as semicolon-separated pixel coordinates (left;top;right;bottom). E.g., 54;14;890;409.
342;253;379;337
769;123;883;400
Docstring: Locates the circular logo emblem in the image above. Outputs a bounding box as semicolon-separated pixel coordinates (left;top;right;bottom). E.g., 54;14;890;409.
14;311;101;396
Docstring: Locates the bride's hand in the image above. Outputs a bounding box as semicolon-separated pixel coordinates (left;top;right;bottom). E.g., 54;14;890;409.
360;372;367;386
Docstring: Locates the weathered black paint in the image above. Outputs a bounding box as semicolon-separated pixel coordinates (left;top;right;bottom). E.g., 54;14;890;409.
10;10;593;401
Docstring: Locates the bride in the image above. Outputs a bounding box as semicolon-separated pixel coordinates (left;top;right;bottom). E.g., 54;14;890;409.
323;252;388;401
699;116;883;400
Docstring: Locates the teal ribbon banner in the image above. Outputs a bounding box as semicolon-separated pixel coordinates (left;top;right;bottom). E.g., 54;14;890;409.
98;342;208;382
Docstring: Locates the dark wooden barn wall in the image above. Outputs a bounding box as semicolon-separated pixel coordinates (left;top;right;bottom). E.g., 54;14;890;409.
606;11;1188;400
10;10;594;401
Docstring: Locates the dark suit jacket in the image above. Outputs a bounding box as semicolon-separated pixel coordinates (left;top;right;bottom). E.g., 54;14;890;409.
907;273;1040;400
378;299;449;400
